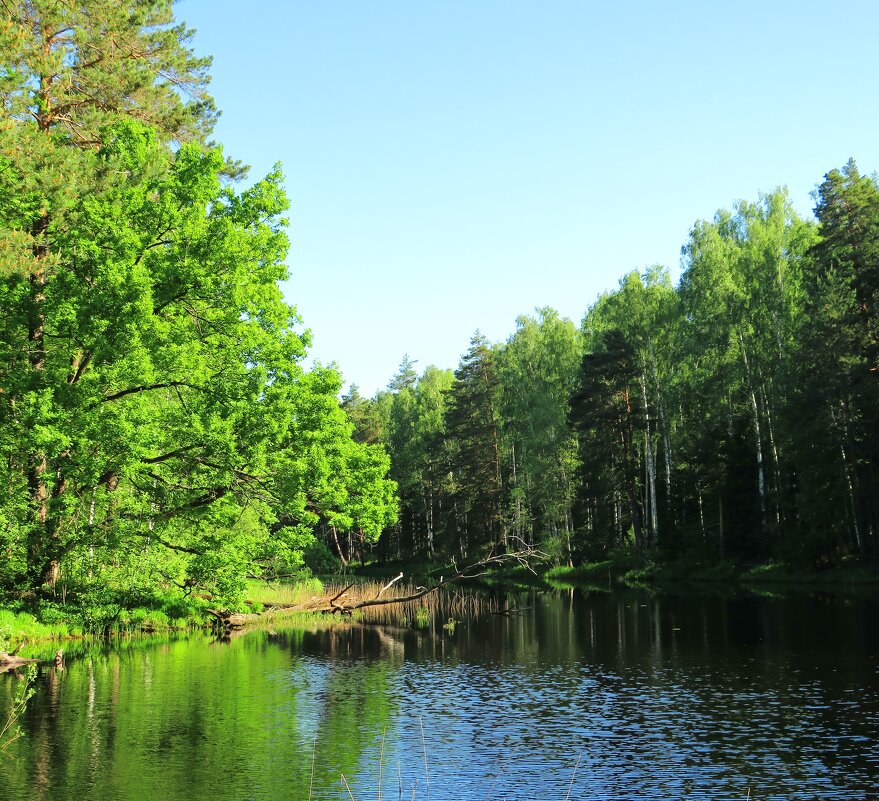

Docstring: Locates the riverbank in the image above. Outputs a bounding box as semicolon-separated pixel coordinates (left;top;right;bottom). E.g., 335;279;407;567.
4;555;877;653
543;554;879;590
0;573;475;650
0;577;325;651
347;552;879;593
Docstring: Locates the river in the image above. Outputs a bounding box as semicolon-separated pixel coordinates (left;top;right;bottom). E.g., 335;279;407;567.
2;587;878;800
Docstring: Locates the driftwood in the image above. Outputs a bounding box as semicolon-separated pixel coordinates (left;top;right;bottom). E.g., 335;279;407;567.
205;609;261;632
208;542;542;633
0;648;63;673
329;545;537;616
314;542;540;617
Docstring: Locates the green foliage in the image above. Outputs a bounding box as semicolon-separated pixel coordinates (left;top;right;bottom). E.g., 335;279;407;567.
793;160;879;559
443;333;505;555
497;308;582;559
1;665;36;754
303;539;343;575
0;609;75;643
3;0;875;613
0;1;397;619
365;167;878;575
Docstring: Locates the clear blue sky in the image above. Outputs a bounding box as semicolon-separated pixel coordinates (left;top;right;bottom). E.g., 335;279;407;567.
179;0;879;395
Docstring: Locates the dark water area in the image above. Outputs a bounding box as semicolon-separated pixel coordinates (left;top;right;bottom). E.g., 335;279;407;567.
2;588;878;800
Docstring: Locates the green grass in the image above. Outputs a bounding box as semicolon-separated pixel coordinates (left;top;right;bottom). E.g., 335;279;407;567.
0;609;79;648
245;577;325;607
741;560;879;586
537;551;879;593
543;550;642;586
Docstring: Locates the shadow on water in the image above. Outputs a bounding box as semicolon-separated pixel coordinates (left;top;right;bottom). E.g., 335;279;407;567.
2;587;878;800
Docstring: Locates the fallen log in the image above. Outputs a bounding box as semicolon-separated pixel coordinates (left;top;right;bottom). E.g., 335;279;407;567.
0;649;63;673
315;544;541;616
209;541;543;633
205;609;261;632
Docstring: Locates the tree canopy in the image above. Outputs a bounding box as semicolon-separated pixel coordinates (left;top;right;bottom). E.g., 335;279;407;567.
349;177;878;572
0;1;397;611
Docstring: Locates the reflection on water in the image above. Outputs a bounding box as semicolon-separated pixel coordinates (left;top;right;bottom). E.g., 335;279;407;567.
1;589;878;800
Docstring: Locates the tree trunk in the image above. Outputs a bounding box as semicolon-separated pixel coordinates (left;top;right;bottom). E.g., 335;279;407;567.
425;488;434;558
830;403;865;559
738;331;767;532
622;388;644;553
331;526;349;568
760;382;783;529
640;372;659;544
647;340;673;514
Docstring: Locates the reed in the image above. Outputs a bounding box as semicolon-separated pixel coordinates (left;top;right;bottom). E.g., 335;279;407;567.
321;579;503;626
247;576;505;627
244;577;325;608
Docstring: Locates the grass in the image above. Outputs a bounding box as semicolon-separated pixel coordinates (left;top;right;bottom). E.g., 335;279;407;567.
0;586;218;646
741;560;879;586
545;559;617;583
1;574;496;646
326;578;503;626
543;549;644;587
541;551;879;592
0;609;79;648
245;576;505;627
245;576;325;608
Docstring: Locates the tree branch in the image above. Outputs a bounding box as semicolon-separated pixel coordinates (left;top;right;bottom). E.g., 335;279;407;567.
130;530;202;555
319;542;542;616
101;381;201;403
377;572;404;598
142;444;203;464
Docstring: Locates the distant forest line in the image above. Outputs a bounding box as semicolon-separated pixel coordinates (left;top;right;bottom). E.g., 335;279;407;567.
344;168;878;571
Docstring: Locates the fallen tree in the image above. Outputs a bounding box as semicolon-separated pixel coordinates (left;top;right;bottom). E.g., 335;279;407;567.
210;542;542;631
0;646;63;673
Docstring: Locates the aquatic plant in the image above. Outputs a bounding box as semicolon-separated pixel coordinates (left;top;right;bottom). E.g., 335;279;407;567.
0;665;35;753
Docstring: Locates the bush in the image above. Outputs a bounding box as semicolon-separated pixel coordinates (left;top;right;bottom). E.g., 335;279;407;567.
141;610;169;631
303;539;340;575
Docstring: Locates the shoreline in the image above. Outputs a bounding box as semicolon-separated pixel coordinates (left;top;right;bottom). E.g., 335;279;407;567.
2;560;877;655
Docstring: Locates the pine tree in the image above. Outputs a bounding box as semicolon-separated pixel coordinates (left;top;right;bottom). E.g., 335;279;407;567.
444;333;504;556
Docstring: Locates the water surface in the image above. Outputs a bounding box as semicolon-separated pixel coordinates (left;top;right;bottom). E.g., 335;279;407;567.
2;588;878;800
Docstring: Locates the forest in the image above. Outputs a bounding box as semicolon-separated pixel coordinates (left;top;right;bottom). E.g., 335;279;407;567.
1;2;877;624
346;176;879;574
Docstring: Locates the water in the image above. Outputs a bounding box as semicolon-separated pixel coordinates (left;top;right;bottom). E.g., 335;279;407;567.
2;588;878;800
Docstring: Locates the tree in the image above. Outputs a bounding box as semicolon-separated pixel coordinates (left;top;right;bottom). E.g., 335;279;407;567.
274;367;397;568
496;308;581;562
0;0;218;591
0;2;400;607
342;385;392;446
676;191;813;558
570;328;645;554
795;160;879;558
579;271;678;548
369;364;453;560
444;333;504;556
0;0;215;145
0;121;305;596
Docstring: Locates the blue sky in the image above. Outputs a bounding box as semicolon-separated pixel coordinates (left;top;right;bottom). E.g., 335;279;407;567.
179;0;879;395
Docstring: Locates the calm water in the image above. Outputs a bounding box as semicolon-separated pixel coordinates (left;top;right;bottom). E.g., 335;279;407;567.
2;588;878;800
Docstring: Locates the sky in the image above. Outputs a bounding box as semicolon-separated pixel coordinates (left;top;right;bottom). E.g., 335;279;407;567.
178;0;879;395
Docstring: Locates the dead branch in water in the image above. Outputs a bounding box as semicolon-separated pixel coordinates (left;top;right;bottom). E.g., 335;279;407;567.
316;540;541;617
205;540;544;632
